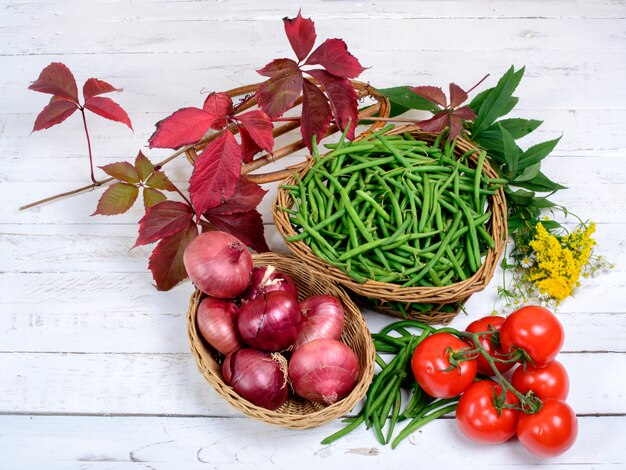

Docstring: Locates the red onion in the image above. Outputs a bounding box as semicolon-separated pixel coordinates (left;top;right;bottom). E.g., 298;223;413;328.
293;295;344;350
222;349;289;410
237;291;301;352
241;265;299;302
183;231;253;298
197;296;244;355
288;338;360;405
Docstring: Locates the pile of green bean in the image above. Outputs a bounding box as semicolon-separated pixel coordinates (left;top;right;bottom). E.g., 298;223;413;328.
282;126;505;287
321;320;459;448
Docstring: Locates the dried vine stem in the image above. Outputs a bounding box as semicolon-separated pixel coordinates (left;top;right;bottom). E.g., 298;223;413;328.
20;82;387;210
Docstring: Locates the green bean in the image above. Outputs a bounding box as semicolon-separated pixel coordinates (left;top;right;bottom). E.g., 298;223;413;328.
286;209;347;242
385;389;403;444
402;211;462;287
320;414;365;445
418;173;430;232
391;400;459;449
449;192;481;270
474;150;487;212
476;224;495;249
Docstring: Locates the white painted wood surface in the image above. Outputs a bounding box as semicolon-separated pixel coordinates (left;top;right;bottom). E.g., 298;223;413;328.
1;1;625;468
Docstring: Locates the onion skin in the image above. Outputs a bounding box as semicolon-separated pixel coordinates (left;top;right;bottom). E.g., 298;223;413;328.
197;296;244;355
222;349;289;410
237;291;301;352
293;295;344;350
288;338;360;405
241;265;299;302
183;231;253;298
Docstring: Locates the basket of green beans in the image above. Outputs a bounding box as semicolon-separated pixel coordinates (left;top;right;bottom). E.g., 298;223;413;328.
272;125;507;322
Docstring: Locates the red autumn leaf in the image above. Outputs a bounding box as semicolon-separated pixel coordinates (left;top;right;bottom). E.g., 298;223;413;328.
92;182;139;216
301;78;332;151
205;176;268;215
32;97;78;131
410;86;447;108
238;125;262;163
99;161;139;184
449;83;468;109
28;62;79;103
205;210;269;253
256;59;303;118
189;129;243;214
143;188;167;209
84;96;133;130
236;110;274;153
148;222;198;291
448;115;463;141
203;92;233;129
83;78;121;100
145;170;177;191
257;58;300;78
416;112;449;133
453;105;477;121
305;38;366;79
306;69;357;140
148;107;216;149
134;151;154;181
283;10;316;62
134;200;194;247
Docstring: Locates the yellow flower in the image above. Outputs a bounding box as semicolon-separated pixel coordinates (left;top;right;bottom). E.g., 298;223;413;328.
525;223;596;303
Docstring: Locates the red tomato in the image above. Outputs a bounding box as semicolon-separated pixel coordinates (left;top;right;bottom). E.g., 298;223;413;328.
456;380;520;444
411;333;477;398
517;399;578;457
500;306;564;367
465;316;514;376
511;360;569;400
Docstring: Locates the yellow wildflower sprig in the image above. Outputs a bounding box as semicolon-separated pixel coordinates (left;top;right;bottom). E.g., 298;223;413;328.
497;219;612;311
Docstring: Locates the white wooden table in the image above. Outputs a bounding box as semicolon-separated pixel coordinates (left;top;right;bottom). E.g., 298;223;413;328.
2;1;625;468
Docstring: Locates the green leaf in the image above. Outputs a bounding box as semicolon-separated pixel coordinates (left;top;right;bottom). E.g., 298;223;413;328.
146;170;177;191
514;162;541;182
517;136;562;170
472;66;525;137
485;118;542;139
92;182;139;215
378;86;439;117
135;151;154;182
513;171;567;192
499;97;519;119
499;123;522;177
143;187;167;209
475;117;542;159
533;197;557;208
505;187;535;206
99;161;139;184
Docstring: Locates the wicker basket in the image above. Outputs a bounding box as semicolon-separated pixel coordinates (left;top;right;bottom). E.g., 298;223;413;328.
187;252;376;429
272;125;507;322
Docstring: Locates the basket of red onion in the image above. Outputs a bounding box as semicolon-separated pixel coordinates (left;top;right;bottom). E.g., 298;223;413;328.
185;231;376;429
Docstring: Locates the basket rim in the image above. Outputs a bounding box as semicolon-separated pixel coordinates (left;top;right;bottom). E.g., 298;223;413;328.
187;252;376;429
271;125;508;304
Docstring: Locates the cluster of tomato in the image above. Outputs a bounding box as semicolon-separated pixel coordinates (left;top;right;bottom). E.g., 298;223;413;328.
410;305;578;458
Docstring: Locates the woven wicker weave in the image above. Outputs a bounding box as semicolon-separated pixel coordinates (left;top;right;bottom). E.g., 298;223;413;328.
272;125;507;322
187;252;375;429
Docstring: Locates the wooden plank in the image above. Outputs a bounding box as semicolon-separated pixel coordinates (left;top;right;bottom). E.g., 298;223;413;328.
3;0;626;20
3;110;626;165
2;219;623;274
0;415;623;468
0;349;622;415
3;51;626;114
3;17;625;55
1;304;625;354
